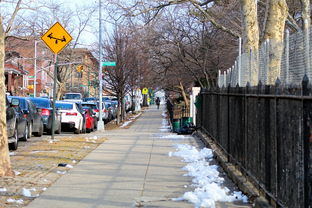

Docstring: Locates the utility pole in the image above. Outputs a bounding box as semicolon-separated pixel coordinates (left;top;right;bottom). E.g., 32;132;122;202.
34;40;37;97
98;0;104;130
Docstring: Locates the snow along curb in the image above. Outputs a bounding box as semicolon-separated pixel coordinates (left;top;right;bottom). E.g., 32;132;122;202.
193;130;272;208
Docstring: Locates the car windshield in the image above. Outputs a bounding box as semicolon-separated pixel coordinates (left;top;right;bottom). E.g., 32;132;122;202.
64;94;81;99
30;98;51;108
56;103;73;110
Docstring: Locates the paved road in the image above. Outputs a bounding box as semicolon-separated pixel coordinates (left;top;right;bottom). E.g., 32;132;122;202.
26;105;250;208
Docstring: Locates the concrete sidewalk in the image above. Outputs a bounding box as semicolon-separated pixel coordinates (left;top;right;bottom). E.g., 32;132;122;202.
26;105;197;208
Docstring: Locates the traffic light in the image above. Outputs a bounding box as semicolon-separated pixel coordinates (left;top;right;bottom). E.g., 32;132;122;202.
76;65;83;73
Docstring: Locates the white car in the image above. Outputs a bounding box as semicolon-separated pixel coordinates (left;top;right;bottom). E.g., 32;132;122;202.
55;101;84;134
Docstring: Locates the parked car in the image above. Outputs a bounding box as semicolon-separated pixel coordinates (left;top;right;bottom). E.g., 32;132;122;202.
6;97;27;150
104;101;114;122
63;93;83;103
83;97;98;102
55;101;85;134
82;106;97;132
124;95;132;112
81;102;108;122
9;96;44;139
27;97;62;134
110;100;118;118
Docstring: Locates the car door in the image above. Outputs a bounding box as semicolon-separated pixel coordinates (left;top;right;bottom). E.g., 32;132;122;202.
15;106;27;138
29;100;41;132
6;105;16;138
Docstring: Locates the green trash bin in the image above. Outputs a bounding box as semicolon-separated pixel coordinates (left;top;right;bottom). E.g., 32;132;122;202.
181;117;193;127
172;119;181;133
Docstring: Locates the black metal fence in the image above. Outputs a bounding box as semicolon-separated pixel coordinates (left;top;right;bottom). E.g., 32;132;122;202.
197;77;312;208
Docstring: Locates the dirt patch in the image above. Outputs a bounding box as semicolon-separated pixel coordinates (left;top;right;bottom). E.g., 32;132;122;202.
105;111;143;130
0;135;106;207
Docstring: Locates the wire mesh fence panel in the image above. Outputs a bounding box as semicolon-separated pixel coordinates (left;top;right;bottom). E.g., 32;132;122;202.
288;32;305;84
218;28;312;86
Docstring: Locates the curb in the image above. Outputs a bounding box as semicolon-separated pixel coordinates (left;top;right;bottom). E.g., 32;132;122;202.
193;130;272;208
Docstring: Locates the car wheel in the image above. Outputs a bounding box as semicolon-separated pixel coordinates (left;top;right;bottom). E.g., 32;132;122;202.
28;122;32;138
9;128;18;151
34;122;43;137
74;128;80;134
86;128;91;133
21;123;29;141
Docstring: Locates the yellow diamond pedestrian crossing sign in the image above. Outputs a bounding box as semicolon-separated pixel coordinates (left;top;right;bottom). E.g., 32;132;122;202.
142;88;148;95
41;22;72;54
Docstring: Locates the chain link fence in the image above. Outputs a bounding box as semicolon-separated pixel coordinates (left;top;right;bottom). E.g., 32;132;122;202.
218;28;311;87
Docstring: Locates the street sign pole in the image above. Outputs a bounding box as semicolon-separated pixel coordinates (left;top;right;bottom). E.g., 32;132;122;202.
98;0;104;131
51;54;58;140
34;40;37;97
41;21;72;141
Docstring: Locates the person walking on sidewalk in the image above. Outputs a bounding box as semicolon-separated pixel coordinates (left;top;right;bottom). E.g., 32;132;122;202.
156;97;160;109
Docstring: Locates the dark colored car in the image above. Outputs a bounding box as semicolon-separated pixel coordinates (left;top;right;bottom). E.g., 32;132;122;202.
82;107;97;132
104;101;114;122
6;97;27;150
27;97;61;134
83;97;98;102
9;96;44;139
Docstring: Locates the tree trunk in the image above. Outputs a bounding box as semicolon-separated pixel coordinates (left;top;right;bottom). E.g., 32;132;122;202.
240;0;260;85
179;81;189;107
264;0;288;85
116;93;121;125
301;0;311;28
56;82;66;100
121;94;125;122
0;17;14;177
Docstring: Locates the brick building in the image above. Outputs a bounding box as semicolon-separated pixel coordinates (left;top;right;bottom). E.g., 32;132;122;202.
5;37;54;97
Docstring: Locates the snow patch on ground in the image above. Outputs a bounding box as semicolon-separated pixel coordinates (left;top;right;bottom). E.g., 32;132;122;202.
9;152;16;156
158;134;190;140
0;187;7;192
7;198;24;204
56;171;67;175
120;121;132;128
22;188;38;198
31;150;58;154
170;144;248;208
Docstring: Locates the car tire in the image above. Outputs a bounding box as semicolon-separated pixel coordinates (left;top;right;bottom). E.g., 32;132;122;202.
21;123;29;141
86;128;91;133
34;122;43;137
74;128;80;134
27;122;32;138
9;128;18;151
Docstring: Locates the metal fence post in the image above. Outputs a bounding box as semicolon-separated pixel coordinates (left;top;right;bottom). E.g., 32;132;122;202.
285;30;290;84
304;19;310;77
238;37;242;86
302;75;311;207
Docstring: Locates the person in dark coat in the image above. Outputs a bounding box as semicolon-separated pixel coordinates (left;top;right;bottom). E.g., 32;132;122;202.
155;97;160;109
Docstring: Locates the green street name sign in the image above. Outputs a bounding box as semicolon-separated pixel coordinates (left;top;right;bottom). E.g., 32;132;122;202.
103;61;116;67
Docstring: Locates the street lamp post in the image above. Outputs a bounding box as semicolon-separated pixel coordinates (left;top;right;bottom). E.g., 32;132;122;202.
98;0;104;130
